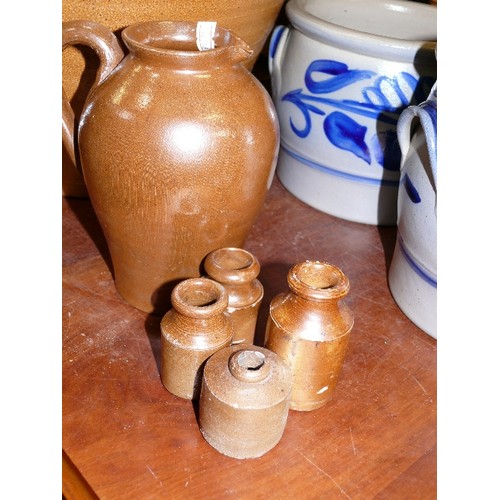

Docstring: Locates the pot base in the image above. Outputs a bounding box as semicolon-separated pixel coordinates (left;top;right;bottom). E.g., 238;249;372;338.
276;145;398;226
388;238;437;338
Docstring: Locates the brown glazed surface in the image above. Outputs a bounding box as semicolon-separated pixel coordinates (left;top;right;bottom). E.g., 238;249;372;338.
160;278;233;400
62;0;285;197
265;261;355;411
63;20;279;315
199;344;291;459
204;247;264;345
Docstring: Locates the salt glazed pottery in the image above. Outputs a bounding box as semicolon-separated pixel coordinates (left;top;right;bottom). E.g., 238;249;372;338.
160;278;233;400
62;0;285;197
268;0;437;225
204;247;264;345
389;83;437;339
62;20;279;314
265;261;354;411
199;344;292;459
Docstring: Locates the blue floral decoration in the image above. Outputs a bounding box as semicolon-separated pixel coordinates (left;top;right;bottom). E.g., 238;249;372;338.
281;59;435;169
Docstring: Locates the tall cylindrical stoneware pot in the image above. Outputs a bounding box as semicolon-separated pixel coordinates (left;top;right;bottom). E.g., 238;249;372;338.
62;20;279;315
62;0;285;197
388;84;437;338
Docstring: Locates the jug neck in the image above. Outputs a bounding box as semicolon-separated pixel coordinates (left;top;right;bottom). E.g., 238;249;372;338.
121;21;253;70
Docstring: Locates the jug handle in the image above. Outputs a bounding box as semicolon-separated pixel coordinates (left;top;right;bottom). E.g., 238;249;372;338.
62;20;124;165
397;83;438;188
268;25;290;100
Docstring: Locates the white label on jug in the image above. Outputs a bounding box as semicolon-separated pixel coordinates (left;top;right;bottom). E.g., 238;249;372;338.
196;22;217;51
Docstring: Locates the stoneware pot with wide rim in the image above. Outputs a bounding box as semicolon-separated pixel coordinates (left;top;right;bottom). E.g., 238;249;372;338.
62;0;285;197
62;20;279;315
388;83;437;339
268;0;437;225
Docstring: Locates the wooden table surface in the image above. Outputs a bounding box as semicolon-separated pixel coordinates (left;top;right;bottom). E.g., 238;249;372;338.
62;175;437;499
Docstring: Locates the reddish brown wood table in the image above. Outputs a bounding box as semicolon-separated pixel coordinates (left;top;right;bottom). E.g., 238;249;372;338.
62;177;437;499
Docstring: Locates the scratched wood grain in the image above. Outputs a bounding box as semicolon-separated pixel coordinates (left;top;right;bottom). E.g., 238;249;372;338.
63;177;437;499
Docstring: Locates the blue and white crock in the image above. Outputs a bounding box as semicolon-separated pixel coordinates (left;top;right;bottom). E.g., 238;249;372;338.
388;83;437;338
268;0;437;225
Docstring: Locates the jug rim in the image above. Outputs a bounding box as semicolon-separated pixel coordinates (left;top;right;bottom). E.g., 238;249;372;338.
286;0;437;63
121;20;253;67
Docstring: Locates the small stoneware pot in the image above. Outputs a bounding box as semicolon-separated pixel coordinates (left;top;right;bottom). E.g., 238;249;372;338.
199;344;292;459
160;278;233;399
268;0;437;225
388;83;437;339
204;247;264;345
265;261;354;411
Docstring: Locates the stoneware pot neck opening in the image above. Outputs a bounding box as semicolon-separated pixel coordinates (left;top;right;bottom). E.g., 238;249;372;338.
229;349;271;383
287;261;350;301
204;247;260;284
171;278;228;318
121;21;253;69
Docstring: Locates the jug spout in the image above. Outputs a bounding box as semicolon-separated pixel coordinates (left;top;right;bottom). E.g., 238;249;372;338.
228;35;253;65
207;22;252;65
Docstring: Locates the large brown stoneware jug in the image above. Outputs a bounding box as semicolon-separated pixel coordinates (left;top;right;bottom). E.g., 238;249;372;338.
62;20;280;315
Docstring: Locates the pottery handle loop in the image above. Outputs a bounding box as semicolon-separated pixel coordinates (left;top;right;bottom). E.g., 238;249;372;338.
397;83;438;187
62;20;125;164
268;25;290;98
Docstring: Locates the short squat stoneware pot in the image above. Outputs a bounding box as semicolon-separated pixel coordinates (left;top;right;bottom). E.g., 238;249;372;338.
204;247;264;345
160;278;233;400
388;84;437;339
268;0;437;225
199;344;292;459
62;0;286;197
265;261;354;411
62;20;279;315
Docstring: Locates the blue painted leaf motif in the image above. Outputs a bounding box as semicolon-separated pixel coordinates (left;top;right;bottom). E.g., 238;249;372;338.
323;112;371;164
363;75;415;110
305;59;375;94
282;89;325;138
280;57;436;169
403;173;421;203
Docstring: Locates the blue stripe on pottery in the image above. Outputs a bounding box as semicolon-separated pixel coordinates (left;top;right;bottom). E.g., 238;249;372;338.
402;173;421;203
398;236;437;288
281;144;400;187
